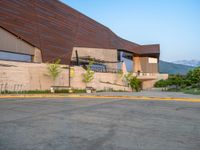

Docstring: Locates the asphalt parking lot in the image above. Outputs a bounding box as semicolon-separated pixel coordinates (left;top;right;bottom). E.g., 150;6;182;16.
0;98;200;150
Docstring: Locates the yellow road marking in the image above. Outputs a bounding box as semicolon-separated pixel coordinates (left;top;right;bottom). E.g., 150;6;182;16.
0;94;200;102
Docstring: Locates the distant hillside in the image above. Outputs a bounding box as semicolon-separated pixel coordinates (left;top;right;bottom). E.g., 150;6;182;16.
159;60;194;75
173;60;200;67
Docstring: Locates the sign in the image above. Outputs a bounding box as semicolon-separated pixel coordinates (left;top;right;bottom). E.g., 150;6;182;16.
148;57;158;64
70;67;75;77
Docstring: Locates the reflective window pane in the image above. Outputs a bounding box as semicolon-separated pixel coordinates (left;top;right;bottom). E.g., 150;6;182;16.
0;51;32;62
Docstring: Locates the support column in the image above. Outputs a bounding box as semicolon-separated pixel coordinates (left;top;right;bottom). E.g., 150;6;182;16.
33;48;42;63
133;56;142;73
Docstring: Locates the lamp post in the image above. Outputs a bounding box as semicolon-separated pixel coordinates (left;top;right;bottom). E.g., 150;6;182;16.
68;64;71;87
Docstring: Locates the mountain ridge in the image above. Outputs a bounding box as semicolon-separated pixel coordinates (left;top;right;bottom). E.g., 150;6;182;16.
172;60;200;67
159;60;194;75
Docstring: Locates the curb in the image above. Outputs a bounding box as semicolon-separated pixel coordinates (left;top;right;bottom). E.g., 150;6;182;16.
0;94;200;102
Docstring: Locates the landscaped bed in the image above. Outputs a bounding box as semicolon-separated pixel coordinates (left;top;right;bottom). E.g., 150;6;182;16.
154;66;200;95
0;89;86;94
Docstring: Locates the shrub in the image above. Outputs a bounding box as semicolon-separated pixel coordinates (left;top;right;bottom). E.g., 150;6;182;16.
124;73;141;92
186;67;200;87
117;69;123;78
48;59;61;83
154;67;200;95
129;76;142;92
154;74;185;89
154;79;168;88
82;61;95;86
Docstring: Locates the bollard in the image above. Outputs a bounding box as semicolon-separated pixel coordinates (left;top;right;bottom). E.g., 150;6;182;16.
14;84;16;92
50;87;55;93
0;83;3;94
4;83;8;94
20;84;23;93
16;84;20;94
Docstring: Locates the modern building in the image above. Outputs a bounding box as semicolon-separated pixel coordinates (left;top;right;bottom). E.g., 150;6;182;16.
0;0;167;91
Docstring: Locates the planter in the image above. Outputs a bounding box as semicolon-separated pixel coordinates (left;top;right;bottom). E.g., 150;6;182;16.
50;87;55;93
86;87;95;93
68;88;73;93
86;89;92;93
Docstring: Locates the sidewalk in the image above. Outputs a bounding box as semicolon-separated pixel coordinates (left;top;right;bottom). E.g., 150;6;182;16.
88;90;200;99
0;91;200;102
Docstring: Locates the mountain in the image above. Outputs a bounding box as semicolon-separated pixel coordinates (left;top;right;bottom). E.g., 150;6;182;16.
173;60;200;67
159;60;194;75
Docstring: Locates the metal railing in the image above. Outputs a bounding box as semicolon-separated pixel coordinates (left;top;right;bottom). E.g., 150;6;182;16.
90;66;121;73
133;72;158;76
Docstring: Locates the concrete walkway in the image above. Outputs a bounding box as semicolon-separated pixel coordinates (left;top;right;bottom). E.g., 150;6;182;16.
0;90;200;103
88;90;200;99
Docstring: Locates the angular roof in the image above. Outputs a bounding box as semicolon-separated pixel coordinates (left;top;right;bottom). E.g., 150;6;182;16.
0;0;159;64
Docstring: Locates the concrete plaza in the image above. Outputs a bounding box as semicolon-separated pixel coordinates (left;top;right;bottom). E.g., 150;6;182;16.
0;97;200;150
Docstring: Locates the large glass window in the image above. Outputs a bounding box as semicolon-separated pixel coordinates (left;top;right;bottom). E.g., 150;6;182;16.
117;51;133;72
0;51;32;62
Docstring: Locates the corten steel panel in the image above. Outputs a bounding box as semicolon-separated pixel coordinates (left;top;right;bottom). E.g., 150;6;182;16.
140;57;158;73
0;0;160;64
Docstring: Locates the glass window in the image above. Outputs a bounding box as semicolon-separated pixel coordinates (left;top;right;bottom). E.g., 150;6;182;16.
0;51;32;62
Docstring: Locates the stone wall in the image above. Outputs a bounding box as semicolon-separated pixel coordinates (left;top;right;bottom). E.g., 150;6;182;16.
0;60;69;91
0;60;167;91
141;74;169;90
0;60;130;91
71;66;130;91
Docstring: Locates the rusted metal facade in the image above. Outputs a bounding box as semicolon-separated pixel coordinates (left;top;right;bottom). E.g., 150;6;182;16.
0;0;160;64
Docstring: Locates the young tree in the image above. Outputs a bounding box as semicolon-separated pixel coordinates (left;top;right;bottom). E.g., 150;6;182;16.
48;59;61;85
82;61;95;87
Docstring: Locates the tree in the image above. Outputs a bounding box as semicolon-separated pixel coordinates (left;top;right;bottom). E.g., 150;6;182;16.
186;67;200;87
82;61;95;86
48;59;61;85
154;74;185;90
169;74;184;90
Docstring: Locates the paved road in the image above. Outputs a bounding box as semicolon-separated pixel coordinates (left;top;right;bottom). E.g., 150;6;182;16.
0;98;200;150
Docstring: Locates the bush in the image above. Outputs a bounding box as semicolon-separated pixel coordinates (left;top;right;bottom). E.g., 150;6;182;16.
82;61;95;86
72;89;86;93
54;89;69;93
154;67;200;95
0;89;86;94
154;79;168;88
0;90;51;94
124;73;141;92
47;59;61;83
186;67;200;87
154;74;185;88
181;88;200;95
129;77;141;92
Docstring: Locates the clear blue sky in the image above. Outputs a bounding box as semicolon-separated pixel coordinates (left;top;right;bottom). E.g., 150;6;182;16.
61;0;200;61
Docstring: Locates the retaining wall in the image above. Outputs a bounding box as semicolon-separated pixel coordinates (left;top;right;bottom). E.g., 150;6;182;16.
0;60;130;91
